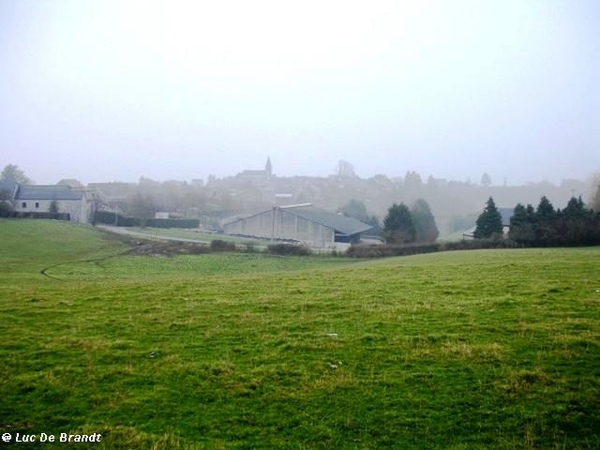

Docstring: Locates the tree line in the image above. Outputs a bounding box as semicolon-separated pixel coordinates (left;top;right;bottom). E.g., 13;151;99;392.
474;195;600;246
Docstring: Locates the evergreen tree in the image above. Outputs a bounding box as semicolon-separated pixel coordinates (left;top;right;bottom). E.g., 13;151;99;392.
509;203;535;244
563;196;587;219
368;215;381;236
340;199;369;223
411;199;439;242
592;183;600;213
383;203;416;244
474;197;503;239
480;173;492;187
535;196;558;246
536;196;556;221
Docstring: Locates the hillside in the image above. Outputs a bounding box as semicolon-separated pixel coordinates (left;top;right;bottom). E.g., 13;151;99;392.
1;219;599;449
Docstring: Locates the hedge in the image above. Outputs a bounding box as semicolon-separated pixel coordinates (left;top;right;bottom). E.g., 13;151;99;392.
346;239;520;258
144;218;200;229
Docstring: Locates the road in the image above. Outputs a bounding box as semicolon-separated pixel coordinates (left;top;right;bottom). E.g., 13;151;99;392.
95;225;212;244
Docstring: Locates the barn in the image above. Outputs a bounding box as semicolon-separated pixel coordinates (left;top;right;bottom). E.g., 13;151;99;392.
222;204;372;248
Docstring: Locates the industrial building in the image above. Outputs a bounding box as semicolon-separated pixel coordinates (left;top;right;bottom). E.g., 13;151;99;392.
222;204;372;248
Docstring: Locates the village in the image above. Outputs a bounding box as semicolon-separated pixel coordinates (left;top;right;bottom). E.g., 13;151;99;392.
0;160;594;250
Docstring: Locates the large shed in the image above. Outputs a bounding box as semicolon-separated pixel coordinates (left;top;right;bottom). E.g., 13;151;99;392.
222;204;372;248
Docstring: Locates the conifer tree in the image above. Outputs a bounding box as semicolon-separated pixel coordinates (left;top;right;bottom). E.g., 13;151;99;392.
474;197;503;239
411;199;439;243
509;203;535;244
383;203;416;244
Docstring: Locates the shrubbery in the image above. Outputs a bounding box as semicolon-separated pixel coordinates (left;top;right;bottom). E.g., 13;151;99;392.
210;239;236;252
267;243;311;256
346;238;518;258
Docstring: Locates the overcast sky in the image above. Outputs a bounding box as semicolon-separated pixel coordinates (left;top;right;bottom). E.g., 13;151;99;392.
1;0;598;185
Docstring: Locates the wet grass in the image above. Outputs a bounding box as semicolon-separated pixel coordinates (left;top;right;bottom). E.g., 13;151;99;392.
1;219;599;449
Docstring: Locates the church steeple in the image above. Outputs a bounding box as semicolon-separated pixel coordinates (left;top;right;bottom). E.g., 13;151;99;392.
265;157;272;177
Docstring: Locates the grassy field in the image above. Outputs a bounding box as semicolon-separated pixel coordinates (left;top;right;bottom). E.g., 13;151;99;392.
1;219;599;449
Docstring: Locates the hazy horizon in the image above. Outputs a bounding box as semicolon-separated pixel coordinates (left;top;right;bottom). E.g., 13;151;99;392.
1;0;598;186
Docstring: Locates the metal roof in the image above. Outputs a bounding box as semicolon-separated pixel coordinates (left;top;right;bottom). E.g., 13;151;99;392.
0;180;18;197
224;205;372;236
15;185;84;201
285;207;372;236
497;208;514;226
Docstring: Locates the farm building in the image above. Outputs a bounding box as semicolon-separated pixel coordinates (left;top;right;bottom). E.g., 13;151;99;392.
11;184;93;223
222;204;373;248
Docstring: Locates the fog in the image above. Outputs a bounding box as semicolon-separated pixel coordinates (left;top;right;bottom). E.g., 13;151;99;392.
1;0;598;185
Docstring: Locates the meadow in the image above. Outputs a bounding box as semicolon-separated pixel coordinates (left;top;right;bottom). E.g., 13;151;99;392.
0;219;599;449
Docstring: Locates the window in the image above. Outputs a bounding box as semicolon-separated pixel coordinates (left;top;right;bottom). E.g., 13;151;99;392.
22;202;27;208
35;202;40;209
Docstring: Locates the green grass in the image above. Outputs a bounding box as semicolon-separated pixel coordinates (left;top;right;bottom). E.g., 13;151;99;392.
1;219;599;449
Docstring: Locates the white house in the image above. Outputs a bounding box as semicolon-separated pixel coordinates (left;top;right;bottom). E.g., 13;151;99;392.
13;184;93;223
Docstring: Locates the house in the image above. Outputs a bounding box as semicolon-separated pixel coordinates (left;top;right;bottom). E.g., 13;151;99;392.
222;203;372;248
12;184;93;223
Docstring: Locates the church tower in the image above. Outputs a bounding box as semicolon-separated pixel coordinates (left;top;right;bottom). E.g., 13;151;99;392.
265;157;272;177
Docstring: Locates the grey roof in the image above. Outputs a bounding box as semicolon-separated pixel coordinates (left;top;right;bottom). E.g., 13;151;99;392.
15;185;84;201
285;207;372;236
224;205;372;236
498;208;514;226
0;180;18;197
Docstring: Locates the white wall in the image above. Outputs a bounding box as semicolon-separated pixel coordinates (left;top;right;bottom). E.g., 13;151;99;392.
15;197;91;223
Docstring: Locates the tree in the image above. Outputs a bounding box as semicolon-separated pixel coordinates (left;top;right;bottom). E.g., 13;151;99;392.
534;196;558;245
383;203;416;244
474;197;503;239
411;199;439;242
0;188;13;217
1;164;31;184
126;193;157;220
480;173;492;187
367;215;381;235
336;160;357;178
509;203;535;244
340;199;369;223
562;196;587;219
591;179;600;213
536;196;556;221
48;200;59;213
404;171;422;192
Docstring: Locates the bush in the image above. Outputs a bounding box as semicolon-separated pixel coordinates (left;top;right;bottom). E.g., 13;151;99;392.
346;239;520;258
210;239;236;252
0;201;13;217
243;242;256;253
267;243;311;256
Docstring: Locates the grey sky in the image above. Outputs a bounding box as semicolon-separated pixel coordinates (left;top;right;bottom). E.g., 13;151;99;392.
1;0;598;185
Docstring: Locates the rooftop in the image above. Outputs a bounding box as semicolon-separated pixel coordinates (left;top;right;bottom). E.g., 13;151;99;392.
15;185;84;201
